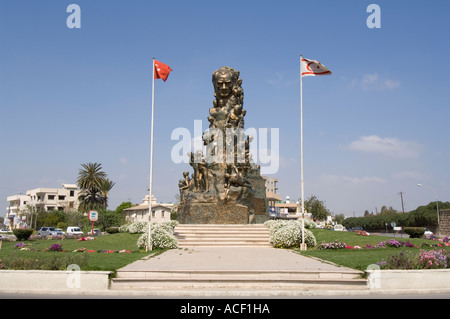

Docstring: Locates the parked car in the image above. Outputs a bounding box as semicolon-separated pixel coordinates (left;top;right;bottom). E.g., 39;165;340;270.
38;227;65;237
91;228;101;236
55;228;66;235
67;226;84;236
0;228;11;233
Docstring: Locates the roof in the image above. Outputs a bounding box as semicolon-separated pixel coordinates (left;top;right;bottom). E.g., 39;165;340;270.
275;202;299;208
266;191;282;201
124;203;174;211
62;184;78;189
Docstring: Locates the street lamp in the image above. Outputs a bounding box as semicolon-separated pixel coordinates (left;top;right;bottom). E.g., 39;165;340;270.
417;184;440;237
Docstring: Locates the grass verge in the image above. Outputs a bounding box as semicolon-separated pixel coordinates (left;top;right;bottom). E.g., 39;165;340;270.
296;229;450;271
0;233;165;271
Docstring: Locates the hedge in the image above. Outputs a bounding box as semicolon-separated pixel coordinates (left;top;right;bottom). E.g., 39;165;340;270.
12;229;34;241
403;227;425;238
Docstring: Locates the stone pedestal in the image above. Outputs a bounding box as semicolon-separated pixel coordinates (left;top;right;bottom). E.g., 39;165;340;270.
178;202;249;224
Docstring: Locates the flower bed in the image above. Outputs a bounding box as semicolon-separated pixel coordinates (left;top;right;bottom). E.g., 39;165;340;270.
14;242;132;254
318;238;450;250
377;249;450;270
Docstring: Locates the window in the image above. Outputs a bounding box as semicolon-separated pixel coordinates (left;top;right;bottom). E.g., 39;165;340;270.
162;211;165;217
58;195;65;200
152;210;156;218
48;195;55;200
70;190;75;197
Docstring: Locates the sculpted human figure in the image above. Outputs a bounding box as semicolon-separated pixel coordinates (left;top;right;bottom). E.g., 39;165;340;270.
209;66;245;129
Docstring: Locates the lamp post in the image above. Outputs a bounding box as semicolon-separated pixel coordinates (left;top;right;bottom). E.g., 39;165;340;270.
417;184;440;237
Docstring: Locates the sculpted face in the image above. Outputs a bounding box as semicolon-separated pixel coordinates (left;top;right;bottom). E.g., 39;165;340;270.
215;72;234;99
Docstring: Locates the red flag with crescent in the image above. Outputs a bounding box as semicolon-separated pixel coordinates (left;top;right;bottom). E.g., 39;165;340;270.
154;60;172;82
301;57;332;77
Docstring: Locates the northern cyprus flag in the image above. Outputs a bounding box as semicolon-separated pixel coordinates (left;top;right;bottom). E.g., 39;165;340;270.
301;57;332;77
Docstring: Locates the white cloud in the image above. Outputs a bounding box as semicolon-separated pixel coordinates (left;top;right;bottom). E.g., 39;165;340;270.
351;73;400;90
347;135;422;159
266;72;283;85
393;170;430;181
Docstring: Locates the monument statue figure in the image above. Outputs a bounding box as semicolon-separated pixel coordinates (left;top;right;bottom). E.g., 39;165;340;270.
177;66;268;224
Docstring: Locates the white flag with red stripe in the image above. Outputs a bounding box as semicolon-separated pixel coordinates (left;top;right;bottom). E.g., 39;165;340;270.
301;57;332;77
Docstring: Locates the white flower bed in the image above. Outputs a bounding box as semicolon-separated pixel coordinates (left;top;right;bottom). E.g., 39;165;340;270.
265;219;317;248
119;221;179;249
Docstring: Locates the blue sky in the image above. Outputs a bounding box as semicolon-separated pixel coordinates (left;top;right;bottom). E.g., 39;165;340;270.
1;0;450;217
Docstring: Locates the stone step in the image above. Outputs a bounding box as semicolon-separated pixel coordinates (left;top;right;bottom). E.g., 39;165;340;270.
111;269;367;291
175;224;271;247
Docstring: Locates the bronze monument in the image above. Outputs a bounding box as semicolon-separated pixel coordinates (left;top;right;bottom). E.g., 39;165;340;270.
177;66;268;224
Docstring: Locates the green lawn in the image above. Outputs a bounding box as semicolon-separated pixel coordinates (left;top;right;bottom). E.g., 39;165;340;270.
2;229;448;273
297;229;449;271
0;233;164;272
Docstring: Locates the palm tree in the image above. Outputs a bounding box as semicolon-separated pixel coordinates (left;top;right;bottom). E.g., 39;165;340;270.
77;163;107;190
77;163;107;212
98;178;115;209
78;188;103;212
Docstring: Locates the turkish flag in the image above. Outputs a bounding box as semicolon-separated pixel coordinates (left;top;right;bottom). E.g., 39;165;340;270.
154;60;172;82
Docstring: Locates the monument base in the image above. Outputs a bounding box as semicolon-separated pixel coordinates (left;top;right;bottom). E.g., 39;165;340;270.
178;201;250;224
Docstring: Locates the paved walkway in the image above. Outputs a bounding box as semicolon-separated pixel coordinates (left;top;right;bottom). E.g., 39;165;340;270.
118;247;356;272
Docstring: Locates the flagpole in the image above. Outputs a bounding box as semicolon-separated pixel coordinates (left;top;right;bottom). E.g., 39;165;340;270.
147;57;155;252
300;54;306;251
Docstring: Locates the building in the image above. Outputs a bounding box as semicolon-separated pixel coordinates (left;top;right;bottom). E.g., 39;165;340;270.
123;194;174;223
25;184;80;212
5;184;81;229
262;176;282;208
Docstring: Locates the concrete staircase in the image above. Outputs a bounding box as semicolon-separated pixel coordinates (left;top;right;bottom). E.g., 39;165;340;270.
110;269;367;295
174;224;271;247
109;224;368;296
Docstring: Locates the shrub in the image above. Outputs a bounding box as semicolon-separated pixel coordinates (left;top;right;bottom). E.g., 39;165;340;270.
404;227;425;238
128;222;149;234
105;227;120;234
12;229;34;241
265;220;317;248
136;221;178;249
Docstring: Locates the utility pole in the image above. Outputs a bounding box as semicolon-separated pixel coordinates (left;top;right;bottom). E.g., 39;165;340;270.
398;192;405;213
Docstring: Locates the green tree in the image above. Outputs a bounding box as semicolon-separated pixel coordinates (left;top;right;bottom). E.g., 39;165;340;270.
96;209;126;230
98;178;116;209
304;195;330;221
115;202;133;214
77;162;114;212
77;162;107;190
334;213;345;225
379;205;398;216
